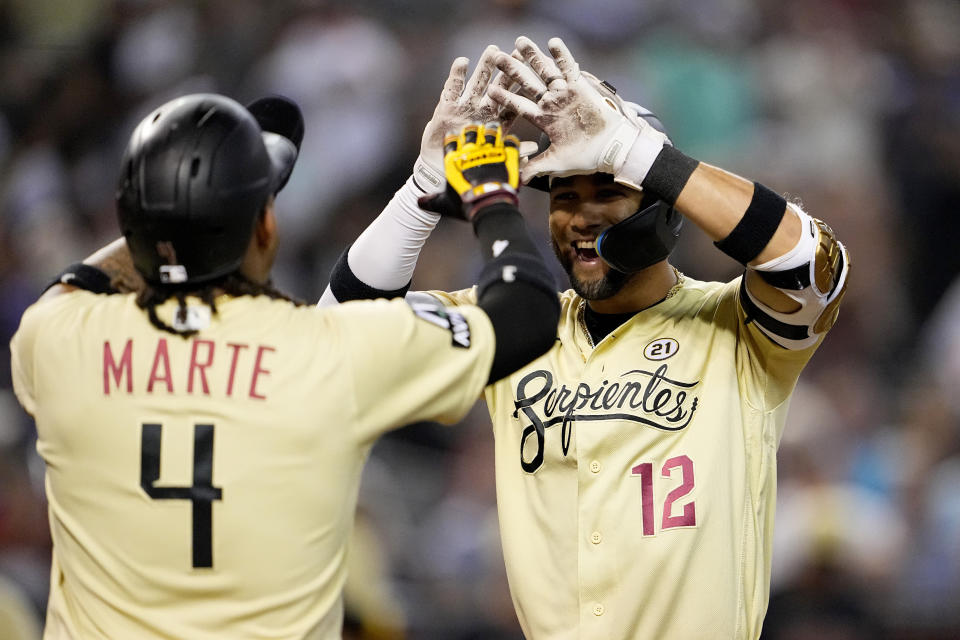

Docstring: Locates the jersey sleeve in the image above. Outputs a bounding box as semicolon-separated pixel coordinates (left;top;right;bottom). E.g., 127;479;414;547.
10;294;82;416
728;209;849;409
9;301;47;416
10;294;93;417
719;278;824;412
410;287;478;307
329;296;494;442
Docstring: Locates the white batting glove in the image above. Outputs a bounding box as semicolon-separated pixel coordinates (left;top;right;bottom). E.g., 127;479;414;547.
414;45;522;193
488;36;669;189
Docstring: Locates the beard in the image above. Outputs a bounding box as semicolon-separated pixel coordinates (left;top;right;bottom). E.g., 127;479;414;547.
551;238;630;300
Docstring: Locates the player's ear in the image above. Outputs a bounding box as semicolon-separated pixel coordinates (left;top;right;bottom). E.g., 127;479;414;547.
240;198;278;284
254;197;277;250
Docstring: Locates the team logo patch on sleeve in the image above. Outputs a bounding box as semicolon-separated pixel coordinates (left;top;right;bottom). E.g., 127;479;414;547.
410;301;471;348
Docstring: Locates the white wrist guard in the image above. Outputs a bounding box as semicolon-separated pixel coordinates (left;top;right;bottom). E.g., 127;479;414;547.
597;118;640;176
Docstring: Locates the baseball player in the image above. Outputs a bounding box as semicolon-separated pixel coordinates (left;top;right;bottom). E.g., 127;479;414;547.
321;38;849;639
9;93;559;639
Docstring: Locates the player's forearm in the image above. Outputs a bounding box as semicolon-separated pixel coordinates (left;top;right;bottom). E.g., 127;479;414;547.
640;148;850;348
82;237;145;293
674;163;801;265
348;175;440;288
641;147;801;266
37;237;141;302
319;175;439;307
471;203;559;383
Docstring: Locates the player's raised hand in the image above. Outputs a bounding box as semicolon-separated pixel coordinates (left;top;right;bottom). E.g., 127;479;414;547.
416;46;520;193
488;36;669;187
418;123;520;221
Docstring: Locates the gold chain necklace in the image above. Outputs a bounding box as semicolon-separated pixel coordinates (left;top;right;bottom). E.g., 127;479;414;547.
578;267;685;349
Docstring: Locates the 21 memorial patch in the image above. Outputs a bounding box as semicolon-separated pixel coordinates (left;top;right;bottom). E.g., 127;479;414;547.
410;301;471;348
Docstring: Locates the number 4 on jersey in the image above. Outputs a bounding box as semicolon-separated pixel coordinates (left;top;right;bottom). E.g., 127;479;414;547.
140;423;223;568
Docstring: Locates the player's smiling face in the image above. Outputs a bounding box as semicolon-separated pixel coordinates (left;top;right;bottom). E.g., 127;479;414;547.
548;173;645;300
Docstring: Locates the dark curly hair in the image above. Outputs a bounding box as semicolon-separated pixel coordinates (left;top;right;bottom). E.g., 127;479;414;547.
132;274;306;338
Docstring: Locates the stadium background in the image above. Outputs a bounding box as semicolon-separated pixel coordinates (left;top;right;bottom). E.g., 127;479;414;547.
1;0;958;638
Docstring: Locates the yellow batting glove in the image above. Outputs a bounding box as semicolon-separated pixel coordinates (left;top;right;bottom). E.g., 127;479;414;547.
418;123;520;221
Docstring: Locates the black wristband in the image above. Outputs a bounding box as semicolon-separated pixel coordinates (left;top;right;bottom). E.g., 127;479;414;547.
640;146;699;205
714;183;786;265
328;246;411;302
45;263;115;294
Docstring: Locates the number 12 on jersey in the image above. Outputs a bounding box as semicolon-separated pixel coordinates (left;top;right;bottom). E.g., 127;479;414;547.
140;423;223;568
632;454;696;536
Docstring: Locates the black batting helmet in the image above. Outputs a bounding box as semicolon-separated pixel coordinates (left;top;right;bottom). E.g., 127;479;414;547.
116;93;303;286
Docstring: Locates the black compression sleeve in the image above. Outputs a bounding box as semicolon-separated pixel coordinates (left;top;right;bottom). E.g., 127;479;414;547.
328;245;411;302
481;282;558;382
472;204;556;298
472;203;559;383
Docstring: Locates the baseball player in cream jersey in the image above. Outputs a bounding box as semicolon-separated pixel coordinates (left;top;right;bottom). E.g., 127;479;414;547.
10;94;558;639
322;38;849;639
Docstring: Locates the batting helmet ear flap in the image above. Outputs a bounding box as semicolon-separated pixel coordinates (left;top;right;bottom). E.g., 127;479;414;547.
247;95;304;193
596;196;683;274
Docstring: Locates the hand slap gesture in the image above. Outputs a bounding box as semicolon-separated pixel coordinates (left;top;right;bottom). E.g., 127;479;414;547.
417;46;521;192
488;36;668;188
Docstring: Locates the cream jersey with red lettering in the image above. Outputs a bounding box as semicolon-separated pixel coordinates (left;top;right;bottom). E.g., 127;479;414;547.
10;290;493;640
430;274;826;640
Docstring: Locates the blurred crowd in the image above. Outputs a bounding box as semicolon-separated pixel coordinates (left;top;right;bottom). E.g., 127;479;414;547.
1;0;959;638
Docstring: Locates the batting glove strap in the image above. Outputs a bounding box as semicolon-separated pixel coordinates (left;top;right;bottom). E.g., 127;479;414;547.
412;154;445;194
464;182;517;200
464;183;519;221
615;125;672;192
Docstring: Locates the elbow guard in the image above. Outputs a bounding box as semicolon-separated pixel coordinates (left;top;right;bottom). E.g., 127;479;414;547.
740;205;850;349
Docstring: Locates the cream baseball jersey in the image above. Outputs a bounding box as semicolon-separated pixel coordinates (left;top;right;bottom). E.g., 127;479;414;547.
430;275;827;640
10;290;493;640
